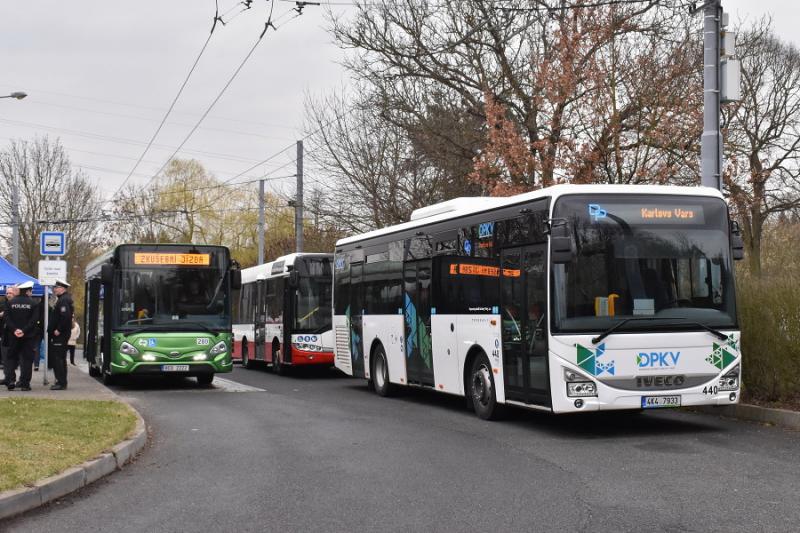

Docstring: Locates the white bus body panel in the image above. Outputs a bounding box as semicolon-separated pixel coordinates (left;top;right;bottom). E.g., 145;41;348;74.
548;330;741;413
334;314;353;376
232;323;254;345
362;314;405;385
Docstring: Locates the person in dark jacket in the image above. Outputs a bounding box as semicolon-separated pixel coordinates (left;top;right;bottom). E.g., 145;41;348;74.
4;281;40;391
48;279;74;391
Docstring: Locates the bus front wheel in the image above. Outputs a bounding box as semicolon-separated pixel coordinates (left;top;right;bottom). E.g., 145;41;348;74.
469;354;502;421
273;343;285;375
371;345;395;397
242;340;253;369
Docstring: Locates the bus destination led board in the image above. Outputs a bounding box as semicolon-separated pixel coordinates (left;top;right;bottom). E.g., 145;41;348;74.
588;203;705;224
134;253;211;266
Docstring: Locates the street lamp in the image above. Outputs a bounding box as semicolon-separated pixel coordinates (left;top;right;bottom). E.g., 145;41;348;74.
0;91;27;100
2;90;27;266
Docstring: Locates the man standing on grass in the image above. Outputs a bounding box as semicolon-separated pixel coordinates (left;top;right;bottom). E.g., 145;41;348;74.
4;281;39;391
48;279;74;391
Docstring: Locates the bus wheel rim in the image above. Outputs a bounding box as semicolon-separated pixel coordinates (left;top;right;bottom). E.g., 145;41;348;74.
472;365;492;406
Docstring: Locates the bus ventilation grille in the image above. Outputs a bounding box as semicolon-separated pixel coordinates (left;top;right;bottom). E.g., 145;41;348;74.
335;326;351;369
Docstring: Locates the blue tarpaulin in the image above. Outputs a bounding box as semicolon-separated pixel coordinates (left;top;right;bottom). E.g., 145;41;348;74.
0;256;44;297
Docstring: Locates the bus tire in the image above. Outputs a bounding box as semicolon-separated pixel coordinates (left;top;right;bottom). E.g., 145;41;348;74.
469;354;502;421
197;374;214;386
242;339;253;369
371;344;394;397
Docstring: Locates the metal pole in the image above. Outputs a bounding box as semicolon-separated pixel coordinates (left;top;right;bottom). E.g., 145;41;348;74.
700;0;723;190
258;179;265;265
295;140;304;253
11;177;20;267
42;284;49;386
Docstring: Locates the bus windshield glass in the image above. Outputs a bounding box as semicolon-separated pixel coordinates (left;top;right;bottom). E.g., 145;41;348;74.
551;195;736;334
294;257;332;333
114;248;230;331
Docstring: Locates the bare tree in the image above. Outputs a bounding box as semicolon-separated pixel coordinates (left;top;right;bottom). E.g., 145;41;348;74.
723;21;800;275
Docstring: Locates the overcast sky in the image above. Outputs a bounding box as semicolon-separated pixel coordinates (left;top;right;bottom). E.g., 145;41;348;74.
1;0;797;201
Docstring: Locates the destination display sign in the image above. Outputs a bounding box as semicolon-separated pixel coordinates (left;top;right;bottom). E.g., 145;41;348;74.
134;253;211;266
588;203;705;224
448;263;520;278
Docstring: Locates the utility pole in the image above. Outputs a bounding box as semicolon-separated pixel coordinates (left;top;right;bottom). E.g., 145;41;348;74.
11;176;20;267
693;0;740;191
258;178;265;265
295;140;304;253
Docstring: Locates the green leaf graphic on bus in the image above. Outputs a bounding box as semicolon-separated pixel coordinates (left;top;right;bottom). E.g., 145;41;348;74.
706;335;737;370
404;294;417;359
418;319;432;369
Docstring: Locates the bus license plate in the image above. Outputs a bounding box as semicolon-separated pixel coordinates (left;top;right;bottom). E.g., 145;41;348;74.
641;395;681;409
161;365;190;372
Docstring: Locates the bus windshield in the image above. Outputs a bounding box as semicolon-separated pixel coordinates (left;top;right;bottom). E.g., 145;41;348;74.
294;257;332;333
115;251;230;331
551;195;737;334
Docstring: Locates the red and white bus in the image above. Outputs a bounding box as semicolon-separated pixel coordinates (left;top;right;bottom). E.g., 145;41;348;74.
232;253;334;374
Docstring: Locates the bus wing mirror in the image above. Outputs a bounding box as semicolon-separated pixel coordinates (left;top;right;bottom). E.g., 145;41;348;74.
101;264;114;285
231;268;242;290
288;271;299;289
730;220;745;261
551;237;573;263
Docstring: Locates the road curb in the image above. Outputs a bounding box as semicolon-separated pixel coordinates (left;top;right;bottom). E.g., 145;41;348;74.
0;402;147;520
696;403;800;430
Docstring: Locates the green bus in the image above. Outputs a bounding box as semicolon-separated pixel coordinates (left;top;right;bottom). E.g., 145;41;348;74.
84;244;241;385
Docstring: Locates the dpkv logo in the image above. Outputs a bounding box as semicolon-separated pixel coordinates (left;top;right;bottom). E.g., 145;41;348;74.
637;351;681;368
588;204;607;221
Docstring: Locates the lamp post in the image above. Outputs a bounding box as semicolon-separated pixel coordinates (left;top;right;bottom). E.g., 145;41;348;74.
0;91;27;100
2;90;26;265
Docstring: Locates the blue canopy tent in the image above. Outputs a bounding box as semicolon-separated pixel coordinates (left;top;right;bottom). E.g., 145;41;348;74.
0;256;44;297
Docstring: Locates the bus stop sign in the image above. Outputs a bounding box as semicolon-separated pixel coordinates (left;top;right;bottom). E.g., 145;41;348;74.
40;231;66;256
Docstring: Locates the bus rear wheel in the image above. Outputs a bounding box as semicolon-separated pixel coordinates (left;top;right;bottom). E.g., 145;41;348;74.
272;343;285;375
197;374;214;386
469;354;502;420
371;345;395;397
242;340;253;369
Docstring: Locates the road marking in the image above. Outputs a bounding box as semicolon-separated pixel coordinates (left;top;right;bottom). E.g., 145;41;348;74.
212;377;265;392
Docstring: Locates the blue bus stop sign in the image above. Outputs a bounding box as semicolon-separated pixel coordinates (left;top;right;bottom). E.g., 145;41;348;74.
40;231;66;256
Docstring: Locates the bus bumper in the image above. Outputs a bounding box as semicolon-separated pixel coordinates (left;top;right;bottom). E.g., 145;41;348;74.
289;347;334;366
110;358;233;375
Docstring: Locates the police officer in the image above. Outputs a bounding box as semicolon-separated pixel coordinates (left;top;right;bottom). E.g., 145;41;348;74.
4;281;39;391
48;279;74;391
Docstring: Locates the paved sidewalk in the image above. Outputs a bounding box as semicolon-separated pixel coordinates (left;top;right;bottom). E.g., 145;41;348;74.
0;358;115;401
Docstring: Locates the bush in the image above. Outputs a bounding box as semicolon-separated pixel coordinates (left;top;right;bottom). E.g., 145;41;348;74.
736;222;800;404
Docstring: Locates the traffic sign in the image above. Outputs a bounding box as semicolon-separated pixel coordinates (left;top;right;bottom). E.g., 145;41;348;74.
40;231;66;256
38;260;67;286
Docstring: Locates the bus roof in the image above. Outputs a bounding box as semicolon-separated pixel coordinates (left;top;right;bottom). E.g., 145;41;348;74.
241;252;333;284
336;183;725;247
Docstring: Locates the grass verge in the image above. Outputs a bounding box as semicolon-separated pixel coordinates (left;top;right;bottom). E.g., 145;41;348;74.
0;398;137;492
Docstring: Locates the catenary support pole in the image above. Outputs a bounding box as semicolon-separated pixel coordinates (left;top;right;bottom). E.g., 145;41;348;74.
11;177;20;267
701;0;723;190
258;178;265;265
295;140;303;253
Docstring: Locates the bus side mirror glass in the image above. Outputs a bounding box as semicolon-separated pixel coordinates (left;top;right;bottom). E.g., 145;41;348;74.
101;264;114;285
231;269;242;289
549;221;574;264
730;220;744;261
288;271;299;289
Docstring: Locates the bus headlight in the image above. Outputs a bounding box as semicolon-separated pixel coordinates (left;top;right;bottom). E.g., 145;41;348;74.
120;341;139;356
209;341;227;356
193;354;208;361
567;381;597;397
293;342;321;352
718;364;740;391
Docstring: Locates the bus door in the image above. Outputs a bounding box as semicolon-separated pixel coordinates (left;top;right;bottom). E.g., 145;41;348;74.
501;245;550;406
349;262;365;377
404;260;434;386
255;278;267;361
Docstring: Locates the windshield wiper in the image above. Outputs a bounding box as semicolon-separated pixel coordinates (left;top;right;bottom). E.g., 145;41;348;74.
591;317;670;345
591;317;728;345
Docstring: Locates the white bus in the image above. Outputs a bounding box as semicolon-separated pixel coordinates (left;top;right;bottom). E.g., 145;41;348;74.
233;253;334;374
333;184;744;419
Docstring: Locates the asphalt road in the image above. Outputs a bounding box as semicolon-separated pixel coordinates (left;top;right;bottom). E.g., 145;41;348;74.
6;364;800;532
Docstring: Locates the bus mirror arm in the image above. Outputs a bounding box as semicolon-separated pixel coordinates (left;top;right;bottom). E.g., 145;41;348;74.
101;263;114;285
730;220;744;261
288;271;299;289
